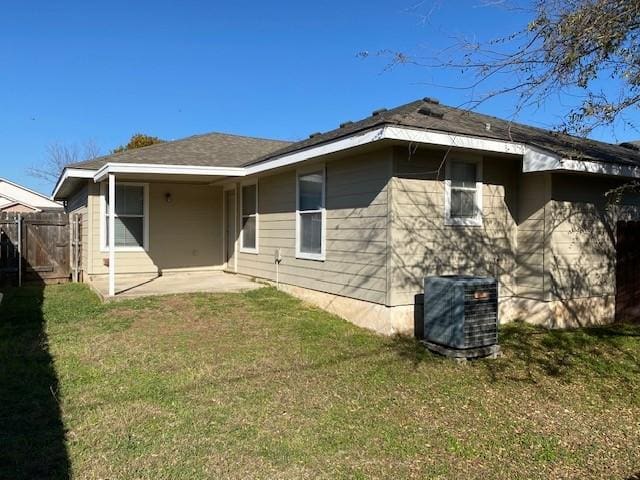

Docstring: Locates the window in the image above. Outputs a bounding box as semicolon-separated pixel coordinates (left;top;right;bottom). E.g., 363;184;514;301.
445;159;483;226
296;169;325;260
102;183;148;250
240;183;258;253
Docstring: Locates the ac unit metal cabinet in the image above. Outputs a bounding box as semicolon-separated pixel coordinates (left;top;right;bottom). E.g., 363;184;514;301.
423;276;499;352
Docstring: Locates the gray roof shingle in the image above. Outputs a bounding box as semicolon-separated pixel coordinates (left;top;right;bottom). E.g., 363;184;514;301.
68;132;292;170
244;99;640;168
69;99;640;172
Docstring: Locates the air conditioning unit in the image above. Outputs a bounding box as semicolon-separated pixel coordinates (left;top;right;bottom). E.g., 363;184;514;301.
423;275;501;360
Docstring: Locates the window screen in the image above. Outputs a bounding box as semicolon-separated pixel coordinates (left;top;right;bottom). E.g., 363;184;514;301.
241;184;257;251
297;171;324;258
105;184;145;248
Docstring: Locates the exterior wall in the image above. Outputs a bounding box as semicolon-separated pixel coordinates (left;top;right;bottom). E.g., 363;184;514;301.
388;147;520;309
234;149;393;304
67;184;89;275
0;203;36;213
86;182;224;276
0;179;63;210
516;173;551;300
543;174;640;325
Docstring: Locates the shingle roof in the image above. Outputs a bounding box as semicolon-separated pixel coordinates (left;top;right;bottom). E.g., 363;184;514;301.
69;99;640;172
68;132;292;170
244;99;640;168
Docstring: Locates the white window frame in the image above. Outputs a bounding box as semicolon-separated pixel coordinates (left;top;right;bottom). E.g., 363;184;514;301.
295;165;326;261
444;156;483;227
100;182;149;252
239;180;259;254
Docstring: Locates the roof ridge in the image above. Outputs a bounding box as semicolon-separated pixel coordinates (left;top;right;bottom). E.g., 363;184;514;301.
68;131;292;168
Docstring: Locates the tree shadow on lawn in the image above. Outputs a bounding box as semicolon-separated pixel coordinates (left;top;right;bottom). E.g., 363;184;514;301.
0;285;70;480
388;321;640;385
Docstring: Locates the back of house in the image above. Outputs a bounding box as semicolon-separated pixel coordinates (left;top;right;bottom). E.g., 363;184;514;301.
53;99;640;334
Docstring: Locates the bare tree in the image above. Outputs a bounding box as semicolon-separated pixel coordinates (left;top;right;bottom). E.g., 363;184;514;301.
28;140;101;185
366;0;640;136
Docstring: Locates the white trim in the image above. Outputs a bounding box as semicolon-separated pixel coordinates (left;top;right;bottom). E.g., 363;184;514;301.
108;174;115;297
383;126;526;156
52;168;95;199
100;181;149;252
239;181;259;254
52;125;640;203
444;156;484;227
0;176;64;206
295;165;326;261
523;149;640;179
93;163;245;182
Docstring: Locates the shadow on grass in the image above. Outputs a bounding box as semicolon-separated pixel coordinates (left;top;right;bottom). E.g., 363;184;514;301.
483;322;640;384
0;285;70;479
384;320;640;383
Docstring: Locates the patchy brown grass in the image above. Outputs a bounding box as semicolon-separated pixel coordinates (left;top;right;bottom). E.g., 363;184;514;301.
1;283;639;479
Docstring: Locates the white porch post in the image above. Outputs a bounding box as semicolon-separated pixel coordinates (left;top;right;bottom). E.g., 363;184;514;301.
108;173;116;296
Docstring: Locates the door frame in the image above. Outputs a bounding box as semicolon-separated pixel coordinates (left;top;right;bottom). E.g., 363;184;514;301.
223;185;238;272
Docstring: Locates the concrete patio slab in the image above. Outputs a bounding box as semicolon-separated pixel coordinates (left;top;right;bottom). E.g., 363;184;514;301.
89;271;262;300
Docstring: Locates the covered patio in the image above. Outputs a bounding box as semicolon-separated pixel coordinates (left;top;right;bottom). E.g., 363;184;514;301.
88;271;261;299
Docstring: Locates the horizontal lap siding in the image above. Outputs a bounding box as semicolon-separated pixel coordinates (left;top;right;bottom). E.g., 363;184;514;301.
236;150;392;304
67;183;89;273
390;148;519;306
548;175;640;299
88;183;223;275
516;173;551;299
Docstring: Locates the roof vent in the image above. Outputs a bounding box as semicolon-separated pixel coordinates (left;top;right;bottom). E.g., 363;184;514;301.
417;106;444;119
371;108;387;116
423;96;440;104
339;121;354;128
308;132;322;139
619;141;640;151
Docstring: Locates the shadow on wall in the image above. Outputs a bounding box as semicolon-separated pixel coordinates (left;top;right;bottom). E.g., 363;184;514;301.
0;284;71;479
390;147;640;330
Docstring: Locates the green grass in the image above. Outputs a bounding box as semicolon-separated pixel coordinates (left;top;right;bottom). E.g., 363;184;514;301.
1;283;640;479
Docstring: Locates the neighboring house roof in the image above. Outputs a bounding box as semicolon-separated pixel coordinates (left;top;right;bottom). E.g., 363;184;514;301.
69;132;292;170
245;99;640;168
0;178;62;211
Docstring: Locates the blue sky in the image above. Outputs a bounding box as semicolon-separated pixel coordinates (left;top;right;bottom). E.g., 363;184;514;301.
1;1;637;195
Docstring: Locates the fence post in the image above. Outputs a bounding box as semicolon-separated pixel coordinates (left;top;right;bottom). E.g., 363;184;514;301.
17;213;22;287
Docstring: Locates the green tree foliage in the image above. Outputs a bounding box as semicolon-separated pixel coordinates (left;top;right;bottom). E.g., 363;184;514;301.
112;134;165;153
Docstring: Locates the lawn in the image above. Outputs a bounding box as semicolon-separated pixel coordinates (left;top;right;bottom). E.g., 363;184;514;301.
1;283;639;479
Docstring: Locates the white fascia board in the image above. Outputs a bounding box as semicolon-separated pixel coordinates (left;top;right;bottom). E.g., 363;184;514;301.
245;127;387;175
93;162;246;182
523;146;640;179
383;125;526;156
52;168;96;199
245;125;528;176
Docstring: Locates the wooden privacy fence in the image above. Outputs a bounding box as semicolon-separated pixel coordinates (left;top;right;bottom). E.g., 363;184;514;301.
0;212;81;285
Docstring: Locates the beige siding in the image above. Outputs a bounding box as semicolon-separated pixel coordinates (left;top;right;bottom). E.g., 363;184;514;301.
0;204;36;213
87;182;224;275
389;147;519;306
548;175;640;300
67;182;90;275
235;149;393;304
516;173;551;299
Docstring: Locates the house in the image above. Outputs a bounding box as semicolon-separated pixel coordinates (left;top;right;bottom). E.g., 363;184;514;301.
52;98;640;334
0;178;63;212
